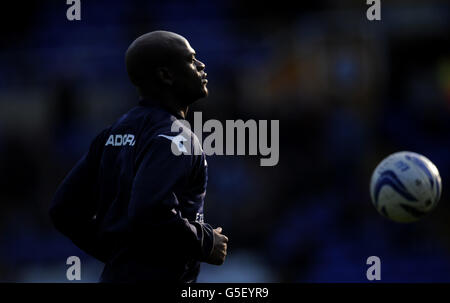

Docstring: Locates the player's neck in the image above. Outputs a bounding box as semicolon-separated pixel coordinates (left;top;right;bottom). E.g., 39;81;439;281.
167;101;188;119
160;94;188;119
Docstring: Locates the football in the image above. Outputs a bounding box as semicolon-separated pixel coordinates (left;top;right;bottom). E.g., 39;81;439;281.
370;151;442;223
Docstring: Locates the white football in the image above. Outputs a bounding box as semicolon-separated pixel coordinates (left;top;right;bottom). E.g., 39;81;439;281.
370;151;442;223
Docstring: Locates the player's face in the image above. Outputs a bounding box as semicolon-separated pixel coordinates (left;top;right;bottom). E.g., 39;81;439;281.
172;39;208;104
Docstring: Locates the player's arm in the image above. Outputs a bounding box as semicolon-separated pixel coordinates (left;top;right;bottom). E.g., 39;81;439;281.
49;130;108;262
128;136;223;263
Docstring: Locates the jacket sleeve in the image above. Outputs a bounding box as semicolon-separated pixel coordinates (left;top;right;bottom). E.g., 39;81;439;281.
49;130;108;262
128;135;214;262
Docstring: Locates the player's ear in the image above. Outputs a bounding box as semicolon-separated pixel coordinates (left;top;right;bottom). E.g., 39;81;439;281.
156;67;174;86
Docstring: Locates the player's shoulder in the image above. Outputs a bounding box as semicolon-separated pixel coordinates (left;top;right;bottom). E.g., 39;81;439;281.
100;104;170;144
140;109;205;161
98;103;202;158
136;105;196;143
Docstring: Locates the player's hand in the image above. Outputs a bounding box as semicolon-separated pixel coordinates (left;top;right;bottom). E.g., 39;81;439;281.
206;227;228;265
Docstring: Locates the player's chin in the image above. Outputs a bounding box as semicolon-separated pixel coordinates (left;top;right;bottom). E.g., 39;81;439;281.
200;84;209;98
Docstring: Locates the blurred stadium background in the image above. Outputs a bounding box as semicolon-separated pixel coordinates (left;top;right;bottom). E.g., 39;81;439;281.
0;0;449;282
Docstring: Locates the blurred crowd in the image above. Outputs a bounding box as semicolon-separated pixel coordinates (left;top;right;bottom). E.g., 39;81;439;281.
0;0;449;282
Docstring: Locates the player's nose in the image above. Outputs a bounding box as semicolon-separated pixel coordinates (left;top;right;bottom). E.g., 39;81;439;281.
195;59;205;71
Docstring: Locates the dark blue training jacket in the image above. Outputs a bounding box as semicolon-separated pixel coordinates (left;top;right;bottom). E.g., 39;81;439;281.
49;98;214;282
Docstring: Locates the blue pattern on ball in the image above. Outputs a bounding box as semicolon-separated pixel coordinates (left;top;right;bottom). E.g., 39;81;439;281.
374;170;418;206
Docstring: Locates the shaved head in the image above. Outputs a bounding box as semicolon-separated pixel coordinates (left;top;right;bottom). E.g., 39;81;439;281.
125;31;187;87
125;30;208;106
